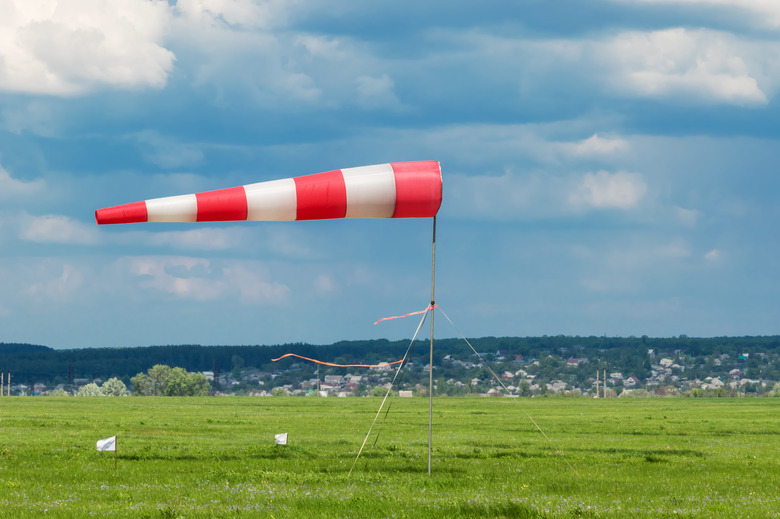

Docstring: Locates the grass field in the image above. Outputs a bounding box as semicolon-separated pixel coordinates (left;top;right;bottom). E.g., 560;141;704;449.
0;396;778;518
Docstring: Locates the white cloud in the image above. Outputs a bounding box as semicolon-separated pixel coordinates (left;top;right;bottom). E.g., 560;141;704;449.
446;170;550;220
355;74;403;110
0;165;45;197
170;1;321;106
563;133;630;156
175;0;291;30
569;171;647;210
314;274;338;295
26;263;85;300
673;207;700;228
603;28;771;105
132;131;205;169
144;228;242;250
625;0;780;29
122;256;289;303
0;0;175;96
578;238;692;293
20;213;99;245
704;249;722;262
1;100;60;136
222;263;290;303
457;27;779;106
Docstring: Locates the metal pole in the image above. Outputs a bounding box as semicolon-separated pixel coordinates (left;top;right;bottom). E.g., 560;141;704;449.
428;216;437;475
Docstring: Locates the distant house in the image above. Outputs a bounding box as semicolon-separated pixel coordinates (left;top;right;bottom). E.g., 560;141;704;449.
624;376;640;387
370;362;393;371
398;390;413;398
546;380;567;393
566;358;588;367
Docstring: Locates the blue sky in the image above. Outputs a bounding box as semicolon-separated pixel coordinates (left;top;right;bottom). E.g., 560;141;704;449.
1;0;779;349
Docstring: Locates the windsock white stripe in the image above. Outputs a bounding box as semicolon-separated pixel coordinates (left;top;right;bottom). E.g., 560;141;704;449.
245;178;297;221
146;194;197;223
342;163;396;219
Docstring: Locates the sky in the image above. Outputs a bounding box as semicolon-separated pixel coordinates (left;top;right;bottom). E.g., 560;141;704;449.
1;0;779;349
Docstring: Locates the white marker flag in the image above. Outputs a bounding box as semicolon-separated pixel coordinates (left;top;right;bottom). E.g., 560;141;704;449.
274;433;288;445
96;436;117;452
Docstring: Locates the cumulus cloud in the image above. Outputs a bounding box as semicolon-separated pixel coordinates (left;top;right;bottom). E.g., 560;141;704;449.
20;213;99;245
704;249;722;262
314;274;338;295
170;1;321;106
26;263;85;300
456;27;779;107
175;0;291;30
604;28;770;105
569;171;647;210
624;0;780;29
0;0;176;96
445;170;549;220
122;256;289;303
132;130;205;169
562;134;630;157
578;238;692;293
0;165;45;197
355;74;403;110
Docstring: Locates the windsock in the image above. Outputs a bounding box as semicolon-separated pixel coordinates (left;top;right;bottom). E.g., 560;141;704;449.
95;161;441;225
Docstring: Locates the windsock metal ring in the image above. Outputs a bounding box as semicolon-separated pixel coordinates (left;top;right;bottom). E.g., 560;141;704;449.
95;161;442;225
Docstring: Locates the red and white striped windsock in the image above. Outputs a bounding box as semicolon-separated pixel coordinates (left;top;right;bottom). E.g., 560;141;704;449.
95;161;442;225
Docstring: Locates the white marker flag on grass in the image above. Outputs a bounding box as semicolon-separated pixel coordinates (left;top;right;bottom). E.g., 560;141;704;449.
274;433;288;445
96;436;117;452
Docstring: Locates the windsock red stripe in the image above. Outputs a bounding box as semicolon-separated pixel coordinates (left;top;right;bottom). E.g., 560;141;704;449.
95;200;147;224
293;170;347;221
391;161;442;218
196;186;247;222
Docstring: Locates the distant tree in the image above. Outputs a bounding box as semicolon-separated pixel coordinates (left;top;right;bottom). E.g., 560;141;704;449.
131;373;152;395
370;386;395;397
165;368;209;396
49;388;69;397
130;365;209;396
164;367;189;396
77;383;104;397
182;372;210;396
101;377;127;397
147;364;172;396
272;387;288;396
231;355;244;381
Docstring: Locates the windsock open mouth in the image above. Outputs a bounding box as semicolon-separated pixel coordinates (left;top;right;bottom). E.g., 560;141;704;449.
95;161;442;225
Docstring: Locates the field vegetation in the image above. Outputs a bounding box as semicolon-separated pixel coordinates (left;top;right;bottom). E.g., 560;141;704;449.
0;397;777;518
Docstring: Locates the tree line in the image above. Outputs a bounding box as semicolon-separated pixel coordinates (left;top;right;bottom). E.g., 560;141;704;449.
2;335;779;386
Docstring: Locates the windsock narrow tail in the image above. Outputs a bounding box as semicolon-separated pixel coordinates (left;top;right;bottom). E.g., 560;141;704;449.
95;161;442;225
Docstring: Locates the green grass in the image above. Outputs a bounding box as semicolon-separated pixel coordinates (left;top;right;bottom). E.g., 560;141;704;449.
1;397;778;517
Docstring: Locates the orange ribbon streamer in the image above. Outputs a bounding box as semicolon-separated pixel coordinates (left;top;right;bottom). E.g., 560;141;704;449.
271;353;404;368
373;304;437;325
